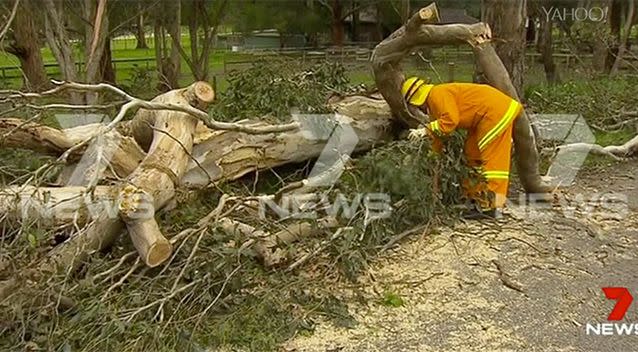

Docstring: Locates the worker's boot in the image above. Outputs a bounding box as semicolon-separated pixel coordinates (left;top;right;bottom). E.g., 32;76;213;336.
461;201;502;220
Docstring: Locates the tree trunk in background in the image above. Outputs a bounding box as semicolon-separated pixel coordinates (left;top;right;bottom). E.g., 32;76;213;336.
168;1;181;88
610;0;635;75
165;0;181;89
6;0;48;91
81;0;109;104
83;0;109;84
351;1;359;42
100;37;116;84
331;0;345;46
135;1;148;49
538;8;559;83
483;0;527;96
155;1;181;91
43;0;81;103
170;0;228;82
605;0;622;72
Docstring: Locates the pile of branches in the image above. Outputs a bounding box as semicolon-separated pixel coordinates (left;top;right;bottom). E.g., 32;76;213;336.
0;60;470;350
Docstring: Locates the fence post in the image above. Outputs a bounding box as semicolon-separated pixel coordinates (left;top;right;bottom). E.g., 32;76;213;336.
212;75;217;93
447;62;455;82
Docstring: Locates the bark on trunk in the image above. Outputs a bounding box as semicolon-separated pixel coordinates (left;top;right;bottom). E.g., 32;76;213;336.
166;0;182;89
155;1;181;91
483;0;527;96
538;7;559;84
83;0;109;103
43;0;81;103
0;185;116;226
135;2;148;49
592;0;613;72
610;0;635;75
606;0;623;73
26;82;215;274
181;95;395;187
0;118;145;179
100;37;116;84
6;0;49;91
331;0;345;46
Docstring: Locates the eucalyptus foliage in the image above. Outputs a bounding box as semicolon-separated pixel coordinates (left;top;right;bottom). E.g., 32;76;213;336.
211;60;350;121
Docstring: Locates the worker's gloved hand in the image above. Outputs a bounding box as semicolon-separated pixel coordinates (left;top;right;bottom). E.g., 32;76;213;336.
408;127;429;141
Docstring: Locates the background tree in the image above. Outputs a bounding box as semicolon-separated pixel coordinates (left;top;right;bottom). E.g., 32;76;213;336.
170;0;228;82
152;0;181;90
43;0;79;90
483;0;527;96
228;0;327;48
4;0;49;91
610;0;635;75
135;0;148;49
318;0;378;46
530;0;559;84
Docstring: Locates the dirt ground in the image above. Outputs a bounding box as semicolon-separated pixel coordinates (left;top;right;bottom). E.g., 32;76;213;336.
283;159;638;352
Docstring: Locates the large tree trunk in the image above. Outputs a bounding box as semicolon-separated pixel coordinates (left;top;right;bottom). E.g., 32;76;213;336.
6;0;49;91
31;82;213;276
181;95;395;187
0;118;145;178
473;44;549;194
166;0;182;89
0;91;398;305
483;0;527;96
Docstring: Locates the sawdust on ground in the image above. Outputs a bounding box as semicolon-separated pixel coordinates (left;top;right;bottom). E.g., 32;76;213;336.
282;160;638;352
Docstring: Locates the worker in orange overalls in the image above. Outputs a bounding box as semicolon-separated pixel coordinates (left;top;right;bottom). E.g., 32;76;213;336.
402;77;523;219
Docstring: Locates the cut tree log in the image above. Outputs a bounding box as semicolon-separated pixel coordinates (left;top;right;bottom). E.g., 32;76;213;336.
30;82;216;274
220;216;340;267
371;2;550;195
117;81;214;267
181;95;395;187
0;185;116;226
0;118;145;178
0;93;395;298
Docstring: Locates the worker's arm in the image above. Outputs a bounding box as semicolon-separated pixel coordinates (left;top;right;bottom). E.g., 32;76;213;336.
426;89;460;135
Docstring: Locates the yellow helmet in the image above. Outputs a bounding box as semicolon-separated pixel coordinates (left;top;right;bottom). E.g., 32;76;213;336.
401;77;434;106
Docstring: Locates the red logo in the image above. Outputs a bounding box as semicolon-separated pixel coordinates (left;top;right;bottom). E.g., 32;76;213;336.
603;287;634;321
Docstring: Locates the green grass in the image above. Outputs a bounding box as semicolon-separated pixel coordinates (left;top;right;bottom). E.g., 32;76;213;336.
0;35;251;91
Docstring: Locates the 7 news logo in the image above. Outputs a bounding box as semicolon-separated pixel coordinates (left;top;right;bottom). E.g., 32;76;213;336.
586;287;637;335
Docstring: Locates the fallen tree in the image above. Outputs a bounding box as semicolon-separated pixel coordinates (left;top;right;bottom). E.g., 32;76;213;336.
0;82;397;298
0;2;552;305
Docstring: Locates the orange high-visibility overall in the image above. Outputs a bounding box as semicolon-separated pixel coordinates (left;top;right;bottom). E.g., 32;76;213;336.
423;83;523;209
